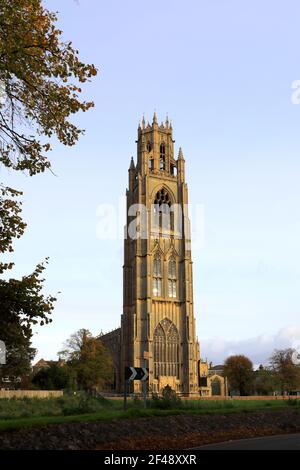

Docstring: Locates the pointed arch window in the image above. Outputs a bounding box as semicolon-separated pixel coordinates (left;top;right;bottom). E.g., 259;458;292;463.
153;188;173;232
160;143;165;170
168;257;177;298
153;319;180;378
153;253;162;297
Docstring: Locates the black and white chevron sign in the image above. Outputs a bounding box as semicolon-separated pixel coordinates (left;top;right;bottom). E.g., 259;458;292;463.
125;366;149;381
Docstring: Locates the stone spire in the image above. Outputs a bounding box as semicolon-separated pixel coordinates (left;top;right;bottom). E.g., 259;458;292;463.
129;156;135;170
152;111;157;125
165;114;169;128
128;156;135;189
178;147;184;160
177;147;185;182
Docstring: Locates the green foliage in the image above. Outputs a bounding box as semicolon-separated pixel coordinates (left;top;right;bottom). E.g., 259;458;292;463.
253;365;280;395
287;398;300;407
0;0;97;175
0;397;297;433
0;1;96;383
269;349;300;394
59;329;114;392
0;185;26;273
0;259;56;379
224;354;254;396
60;394;104;416
31;363;75;391
126;408;145;418
0;393;112;420
150;385;182;409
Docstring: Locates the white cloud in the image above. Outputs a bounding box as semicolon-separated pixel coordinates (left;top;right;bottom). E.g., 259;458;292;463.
201;325;300;366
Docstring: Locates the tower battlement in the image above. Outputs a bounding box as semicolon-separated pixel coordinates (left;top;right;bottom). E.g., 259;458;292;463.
133;113;183;181
138;112;173;134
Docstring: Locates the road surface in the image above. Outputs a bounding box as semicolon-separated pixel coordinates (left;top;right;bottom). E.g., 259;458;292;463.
194;433;300;450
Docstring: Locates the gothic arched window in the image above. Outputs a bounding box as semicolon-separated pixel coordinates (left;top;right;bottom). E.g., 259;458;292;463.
168;257;177;298
153;188;173;231
153;253;162;297
211;378;221;396
153;318;180;378
160;143;165;170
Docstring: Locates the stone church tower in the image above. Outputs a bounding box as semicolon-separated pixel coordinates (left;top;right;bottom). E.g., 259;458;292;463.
121;114;200;396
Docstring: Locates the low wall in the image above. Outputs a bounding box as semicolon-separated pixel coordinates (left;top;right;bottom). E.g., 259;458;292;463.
101;394;300;401
0;390;63;399
230;395;300;400
190;395;300;400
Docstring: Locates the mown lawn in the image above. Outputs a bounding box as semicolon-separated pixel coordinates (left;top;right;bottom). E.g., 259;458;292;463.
0;394;298;432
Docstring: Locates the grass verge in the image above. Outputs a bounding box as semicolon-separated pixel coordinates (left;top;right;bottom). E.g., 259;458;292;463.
0;398;298;432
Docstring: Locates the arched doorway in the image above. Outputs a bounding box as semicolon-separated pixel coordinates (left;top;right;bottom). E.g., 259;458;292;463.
211;377;221;396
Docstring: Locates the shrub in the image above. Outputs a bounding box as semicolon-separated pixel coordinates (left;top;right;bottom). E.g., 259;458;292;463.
61;394;111;415
0;393;115;420
287;398;299;407
150;385;182;409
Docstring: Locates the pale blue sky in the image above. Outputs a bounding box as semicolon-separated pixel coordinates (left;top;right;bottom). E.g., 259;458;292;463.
4;0;300;364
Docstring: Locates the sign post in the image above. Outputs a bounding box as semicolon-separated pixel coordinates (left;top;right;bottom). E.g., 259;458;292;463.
124;366;149;411
123;378;128;411
143;351;151;409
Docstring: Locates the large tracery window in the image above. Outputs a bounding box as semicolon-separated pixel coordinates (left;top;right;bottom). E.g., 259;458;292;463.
168;257;177;298
153;253;162;297
153;318;180;378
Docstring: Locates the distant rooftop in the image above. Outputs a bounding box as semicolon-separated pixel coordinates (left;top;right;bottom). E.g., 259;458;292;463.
209;364;224;370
